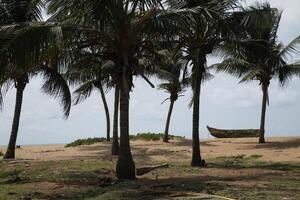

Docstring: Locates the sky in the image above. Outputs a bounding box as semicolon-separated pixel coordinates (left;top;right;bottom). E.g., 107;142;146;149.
1;0;300;145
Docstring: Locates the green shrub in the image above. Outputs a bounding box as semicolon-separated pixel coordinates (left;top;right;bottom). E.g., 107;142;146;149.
0;151;3;157
130;132;184;141
65;133;184;148
65;137;107;148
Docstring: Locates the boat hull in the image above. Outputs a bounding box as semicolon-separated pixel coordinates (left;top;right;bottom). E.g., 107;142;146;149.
207;126;260;138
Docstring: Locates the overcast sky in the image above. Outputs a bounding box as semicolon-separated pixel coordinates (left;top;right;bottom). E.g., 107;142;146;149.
1;0;300;145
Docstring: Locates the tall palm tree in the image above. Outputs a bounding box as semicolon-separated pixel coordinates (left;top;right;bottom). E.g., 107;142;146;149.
157;49;186;143
215;2;300;143
0;51;71;159
50;23;121;150
47;0;187;179
0;0;71;159
168;0;239;166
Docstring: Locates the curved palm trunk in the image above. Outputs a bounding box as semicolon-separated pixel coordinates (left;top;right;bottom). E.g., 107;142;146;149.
259;84;268;144
112;87;120;155
191;56;205;167
163;99;175;143
4;82;26;159
116;84;135;179
98;83;111;142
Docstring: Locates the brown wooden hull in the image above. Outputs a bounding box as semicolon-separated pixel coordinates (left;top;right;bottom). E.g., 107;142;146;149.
207;126;260;138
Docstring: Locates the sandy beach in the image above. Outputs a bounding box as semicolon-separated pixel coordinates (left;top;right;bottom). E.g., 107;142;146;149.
1;137;299;163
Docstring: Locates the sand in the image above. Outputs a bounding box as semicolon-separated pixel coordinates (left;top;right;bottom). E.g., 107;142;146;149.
1;137;299;163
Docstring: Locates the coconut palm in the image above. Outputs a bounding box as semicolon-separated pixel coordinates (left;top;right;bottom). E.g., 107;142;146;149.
168;0;239;166
215;2;300;143
157;49;186;143
53;30;122;153
0;48;71;159
47;0;189;179
0;0;71;159
66;50;114;142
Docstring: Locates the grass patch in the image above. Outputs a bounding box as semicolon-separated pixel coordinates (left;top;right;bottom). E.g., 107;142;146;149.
130;132;184;141
208;155;300;172
65;137;107;148
0;158;299;200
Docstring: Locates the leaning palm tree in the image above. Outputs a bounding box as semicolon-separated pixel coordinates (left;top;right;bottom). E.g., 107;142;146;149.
0;0;71;159
0;48;71;159
157;49;186;142
66;49;113;142
215;2;300;143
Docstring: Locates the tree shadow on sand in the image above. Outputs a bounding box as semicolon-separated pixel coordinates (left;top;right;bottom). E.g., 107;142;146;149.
23;169;299;200
250;138;300;150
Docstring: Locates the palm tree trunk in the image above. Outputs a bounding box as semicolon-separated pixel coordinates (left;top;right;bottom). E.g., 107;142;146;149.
259;84;268;144
98;83;111;142
116;83;135;179
4;81;26;159
163;99;175;143
191;56;205;167
112;86;120;155
116;51;135;179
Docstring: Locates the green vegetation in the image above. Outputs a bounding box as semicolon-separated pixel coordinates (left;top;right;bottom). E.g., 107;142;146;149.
208;155;300;172
65;133;184;148
130;133;184;141
208;154;266;168
0;151;3;157
65;138;107;148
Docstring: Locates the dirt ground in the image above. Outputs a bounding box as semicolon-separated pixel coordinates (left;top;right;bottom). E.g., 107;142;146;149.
1;137;299;163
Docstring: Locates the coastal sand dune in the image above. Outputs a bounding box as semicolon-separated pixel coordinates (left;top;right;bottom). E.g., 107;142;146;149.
1;137;299;163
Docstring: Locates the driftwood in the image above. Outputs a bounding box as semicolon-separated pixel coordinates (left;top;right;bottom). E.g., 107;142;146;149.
136;163;169;176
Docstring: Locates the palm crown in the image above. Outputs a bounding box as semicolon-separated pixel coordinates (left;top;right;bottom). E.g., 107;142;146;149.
0;0;71;159
215;2;300;143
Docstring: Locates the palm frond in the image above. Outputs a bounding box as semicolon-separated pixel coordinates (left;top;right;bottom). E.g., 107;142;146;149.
278;35;300;61
277;62;300;86
38;65;71;118
73;80;98;105
213;58;252;78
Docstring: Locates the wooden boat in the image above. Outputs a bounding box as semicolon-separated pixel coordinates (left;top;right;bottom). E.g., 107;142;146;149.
207;126;260;138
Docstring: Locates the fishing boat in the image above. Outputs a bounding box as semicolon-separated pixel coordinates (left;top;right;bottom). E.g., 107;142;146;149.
207;126;260;138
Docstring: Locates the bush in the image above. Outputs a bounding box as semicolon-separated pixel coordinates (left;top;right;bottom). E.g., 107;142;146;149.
130;132;184;141
65;133;184;148
65;137;107;148
0;151;3;157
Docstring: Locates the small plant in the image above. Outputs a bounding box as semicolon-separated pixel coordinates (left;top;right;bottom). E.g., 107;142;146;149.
0;151;3;157
65;137;107;148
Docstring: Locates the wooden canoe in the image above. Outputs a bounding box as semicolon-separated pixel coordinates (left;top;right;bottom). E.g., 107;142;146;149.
207;126;260;138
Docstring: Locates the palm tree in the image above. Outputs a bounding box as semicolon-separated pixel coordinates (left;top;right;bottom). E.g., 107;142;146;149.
157;49;186;142
0;53;71;159
66;49;113;142
0;0;71;159
215;2;300;143
168;0;239;166
47;0;186;179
